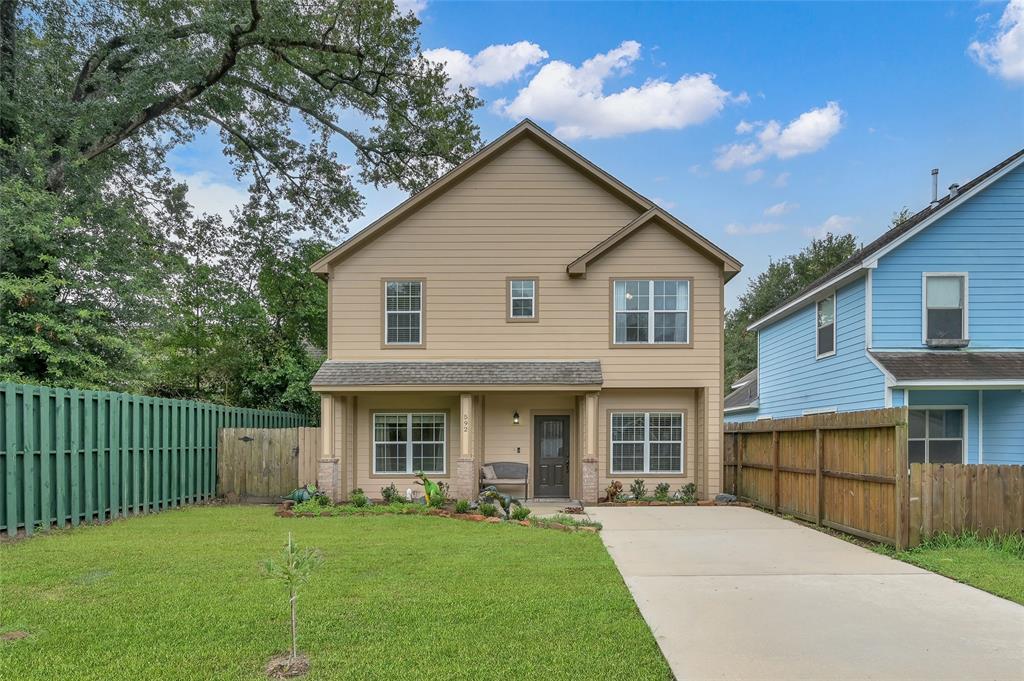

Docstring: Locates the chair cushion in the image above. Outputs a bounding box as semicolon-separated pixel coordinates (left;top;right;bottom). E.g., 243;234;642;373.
481;464;497;480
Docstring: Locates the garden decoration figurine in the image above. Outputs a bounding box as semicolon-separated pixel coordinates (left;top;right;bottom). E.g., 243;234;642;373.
283;484;319;503
479;486;521;519
415;472;442;505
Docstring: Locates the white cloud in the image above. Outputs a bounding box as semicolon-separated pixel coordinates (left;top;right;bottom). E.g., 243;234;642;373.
714;101;845;170
969;0;1024;82
744;169;765;184
773;171;791;188
424;41;548;92
174;171;247;225
735;120;755;134
495;41;735;139
804;214;855;238
725;222;784;236
764;201;798;216
651;196;678;209
395;0;428;16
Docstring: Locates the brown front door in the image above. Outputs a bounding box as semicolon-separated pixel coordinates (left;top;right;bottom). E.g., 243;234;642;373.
534;415;570;498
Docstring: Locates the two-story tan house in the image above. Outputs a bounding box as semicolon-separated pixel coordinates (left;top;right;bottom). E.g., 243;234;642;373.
310;120;741;503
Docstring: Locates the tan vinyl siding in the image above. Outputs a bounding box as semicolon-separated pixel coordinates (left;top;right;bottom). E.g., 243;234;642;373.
328;137;723;391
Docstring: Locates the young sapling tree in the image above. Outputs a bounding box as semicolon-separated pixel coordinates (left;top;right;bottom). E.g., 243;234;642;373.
261;533;323;668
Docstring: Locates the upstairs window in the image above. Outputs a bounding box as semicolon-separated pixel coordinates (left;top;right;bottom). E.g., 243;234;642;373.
613;279;690;345
507;278;538;321
384;280;423;345
924;274;967;343
816;294;836;358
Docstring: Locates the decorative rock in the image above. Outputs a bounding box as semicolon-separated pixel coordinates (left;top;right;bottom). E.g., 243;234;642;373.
518;520;531;527
486;517;502;524
463;514;486;522
297;512;315;517
715;493;738;504
578;526;599;533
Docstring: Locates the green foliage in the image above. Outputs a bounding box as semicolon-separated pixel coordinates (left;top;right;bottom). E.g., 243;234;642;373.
654;483;670;502
380;483;402;505
629;479;647;499
349;489;368;508
0;1;480;411
532;514;602;530
292;500;329;516
510;505;531;521
478;503;497;518
260;532;323;659
673;483;698;504
454;500;470;514
725;233;859;387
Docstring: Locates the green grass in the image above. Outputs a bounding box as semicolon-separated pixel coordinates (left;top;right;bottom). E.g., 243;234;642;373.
0;506;669;680
878;532;1024;605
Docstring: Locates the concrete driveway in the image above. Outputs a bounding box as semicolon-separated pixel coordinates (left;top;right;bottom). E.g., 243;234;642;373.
590;506;1024;681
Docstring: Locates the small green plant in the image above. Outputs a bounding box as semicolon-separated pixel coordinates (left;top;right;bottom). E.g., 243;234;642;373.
292;500;326;516
673;482;697;504
629;478;647;499
478;502;498;517
654;482;670;501
605;480;623;502
510;505;531;521
428;481;449;508
260;533;323;664
454;499;470;514
380;483;402;504
533;513;603;530
349;488;368;507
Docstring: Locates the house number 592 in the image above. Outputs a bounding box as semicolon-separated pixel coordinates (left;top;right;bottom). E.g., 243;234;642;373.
463;414;470;432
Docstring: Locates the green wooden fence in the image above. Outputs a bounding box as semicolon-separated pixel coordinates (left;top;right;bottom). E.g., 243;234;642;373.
0;383;306;537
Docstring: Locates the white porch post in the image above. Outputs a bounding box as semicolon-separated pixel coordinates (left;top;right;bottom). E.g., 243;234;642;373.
454;393;477;500
318;394;340;502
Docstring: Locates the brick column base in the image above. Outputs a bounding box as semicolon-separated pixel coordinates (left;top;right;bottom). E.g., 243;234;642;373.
581;458;599;504
319;459;341;502
454;458;478;501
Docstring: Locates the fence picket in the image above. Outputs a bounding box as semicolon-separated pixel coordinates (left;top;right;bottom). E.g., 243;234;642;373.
0;382;306;536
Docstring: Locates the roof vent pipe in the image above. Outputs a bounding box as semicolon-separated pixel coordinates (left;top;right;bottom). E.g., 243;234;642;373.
949;183;960;198
930;168;939;205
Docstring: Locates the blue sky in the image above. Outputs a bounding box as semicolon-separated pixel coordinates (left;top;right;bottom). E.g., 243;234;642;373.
169;1;1024;307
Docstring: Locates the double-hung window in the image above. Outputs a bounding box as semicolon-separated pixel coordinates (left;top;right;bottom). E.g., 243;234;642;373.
610;411;684;474
923;274;967;344
384;280;423;345
613;279;690;344
909;408;965;464
508;278;537;321
373;412;446;474
816;294;836;358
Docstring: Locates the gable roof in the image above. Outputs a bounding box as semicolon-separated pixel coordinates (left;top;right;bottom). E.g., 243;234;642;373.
748;147;1024;332
724;369;759;412
310;119;739;278
566;207;742;280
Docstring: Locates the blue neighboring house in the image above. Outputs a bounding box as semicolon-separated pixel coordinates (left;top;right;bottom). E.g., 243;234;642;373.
725;148;1024;466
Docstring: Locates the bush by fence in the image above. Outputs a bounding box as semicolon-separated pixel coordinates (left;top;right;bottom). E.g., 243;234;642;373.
1;382;306;537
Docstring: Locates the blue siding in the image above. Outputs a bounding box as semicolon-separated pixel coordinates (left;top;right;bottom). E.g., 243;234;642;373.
872;165;1024;349
907;390;980;463
980;390;1024;465
750;276;886;419
724;409;760;423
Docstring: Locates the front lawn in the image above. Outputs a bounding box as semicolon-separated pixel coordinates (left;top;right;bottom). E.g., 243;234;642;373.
879;532;1024;605
0;505;669;680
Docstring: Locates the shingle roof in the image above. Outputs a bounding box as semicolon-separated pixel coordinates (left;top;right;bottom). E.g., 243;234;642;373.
756;147;1024;326
310;360;603;386
870;352;1024;381
724;369;759;410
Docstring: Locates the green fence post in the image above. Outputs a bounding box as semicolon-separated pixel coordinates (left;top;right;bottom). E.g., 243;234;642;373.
39;388;52;529
22;386;36;536
54;388;67;528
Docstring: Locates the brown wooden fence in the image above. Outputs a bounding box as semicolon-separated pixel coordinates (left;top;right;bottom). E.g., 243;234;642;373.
725;408;911;547
725;408;1024;548
909;463;1024;546
217;427;320;502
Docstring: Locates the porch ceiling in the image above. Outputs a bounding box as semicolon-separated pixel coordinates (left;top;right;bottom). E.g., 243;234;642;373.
310;360;603;390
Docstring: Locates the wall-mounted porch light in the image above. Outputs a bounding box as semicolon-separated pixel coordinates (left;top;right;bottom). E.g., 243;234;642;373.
512;410;520;425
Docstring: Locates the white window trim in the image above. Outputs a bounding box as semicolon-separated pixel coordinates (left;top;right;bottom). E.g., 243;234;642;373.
372;412;447;475
609;411;685;475
815;292;837;359
802;406;838;416
612;279;691;345
908;405;968;465
509;279;536;319
921;272;969;345
384;280;423;346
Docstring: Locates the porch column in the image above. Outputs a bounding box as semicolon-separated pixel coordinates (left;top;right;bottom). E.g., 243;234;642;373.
454;393;478;500
318;394;341;502
581;391;600;504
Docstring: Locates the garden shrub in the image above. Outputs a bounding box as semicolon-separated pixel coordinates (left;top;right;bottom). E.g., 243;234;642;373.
654;482;670;502
349;488;369;508
380;483;402;504
510;505;531;521
454;500;470;514
478;502;498;517
629;479;646;500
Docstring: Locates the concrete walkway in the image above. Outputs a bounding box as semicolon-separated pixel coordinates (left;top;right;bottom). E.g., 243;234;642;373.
590;506;1024;681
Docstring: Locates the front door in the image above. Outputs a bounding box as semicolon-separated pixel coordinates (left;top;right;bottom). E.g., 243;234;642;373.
534;415;570;498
